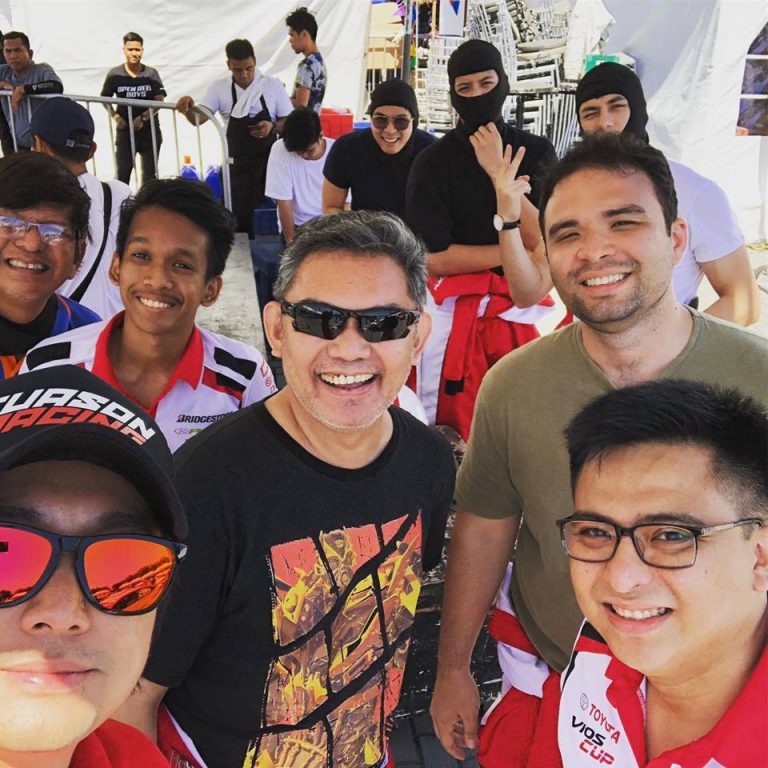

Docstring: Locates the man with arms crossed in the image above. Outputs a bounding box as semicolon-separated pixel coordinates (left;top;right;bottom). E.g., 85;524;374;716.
430;133;768;766
0;364;188;767
117;211;456;767
559;379;767;767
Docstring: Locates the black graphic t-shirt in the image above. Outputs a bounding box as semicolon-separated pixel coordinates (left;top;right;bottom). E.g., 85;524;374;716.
100;64;166;122
146;403;455;767
323;128;436;218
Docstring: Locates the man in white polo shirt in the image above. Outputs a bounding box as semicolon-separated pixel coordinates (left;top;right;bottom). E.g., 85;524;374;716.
176;38;293;236
22;178;276;451
575;62;760;326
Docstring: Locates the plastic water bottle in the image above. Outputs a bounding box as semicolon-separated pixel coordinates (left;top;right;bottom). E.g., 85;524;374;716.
204;166;222;201
179;155;200;180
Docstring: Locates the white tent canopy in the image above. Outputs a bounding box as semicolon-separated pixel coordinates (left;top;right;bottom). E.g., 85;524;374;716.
1;0;765;239
0;0;370;178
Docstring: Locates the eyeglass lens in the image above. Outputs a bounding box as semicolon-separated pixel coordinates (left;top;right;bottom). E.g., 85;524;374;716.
371;115;411;131
0;215;69;244
285;302;417;343
562;520;697;567
0;525;176;614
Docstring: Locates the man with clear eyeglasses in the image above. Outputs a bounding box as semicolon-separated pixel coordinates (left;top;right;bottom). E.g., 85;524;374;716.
0;152;98;379
558;379;767;767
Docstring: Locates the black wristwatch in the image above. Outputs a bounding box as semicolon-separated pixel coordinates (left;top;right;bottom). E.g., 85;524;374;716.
493;214;520;232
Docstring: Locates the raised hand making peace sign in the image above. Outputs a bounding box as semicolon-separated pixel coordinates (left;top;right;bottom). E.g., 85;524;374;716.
493;144;531;224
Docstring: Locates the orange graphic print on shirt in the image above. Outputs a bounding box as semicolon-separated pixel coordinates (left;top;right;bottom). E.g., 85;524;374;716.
242;511;423;768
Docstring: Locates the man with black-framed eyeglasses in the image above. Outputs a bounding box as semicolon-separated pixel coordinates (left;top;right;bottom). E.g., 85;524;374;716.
0;364;188;767
430;134;768;767
0;152;98;379
557;379;767;767
117;211;456;767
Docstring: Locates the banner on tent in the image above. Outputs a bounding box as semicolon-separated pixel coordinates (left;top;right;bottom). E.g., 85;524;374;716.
439;0;467;37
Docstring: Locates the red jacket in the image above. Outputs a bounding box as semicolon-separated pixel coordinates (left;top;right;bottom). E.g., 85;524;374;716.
428;272;549;440
71;719;168;767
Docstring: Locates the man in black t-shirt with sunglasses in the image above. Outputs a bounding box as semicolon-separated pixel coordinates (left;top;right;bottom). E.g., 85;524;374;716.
118;212;456;768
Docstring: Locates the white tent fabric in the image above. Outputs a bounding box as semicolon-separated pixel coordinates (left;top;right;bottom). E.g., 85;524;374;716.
3;0;765;238
2;0;370;178
602;0;768;241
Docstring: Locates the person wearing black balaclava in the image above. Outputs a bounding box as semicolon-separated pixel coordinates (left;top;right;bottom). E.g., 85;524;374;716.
404;39;556;440
322;78;435;218
575;62;759;327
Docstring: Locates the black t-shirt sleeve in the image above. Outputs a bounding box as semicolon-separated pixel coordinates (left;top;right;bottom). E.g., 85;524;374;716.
323;134;352;189
100;73;115;98
516;131;557;206
406;147;453;253
421;433;456;571
392;411;456;572
149;67;167;96
144;457;238;687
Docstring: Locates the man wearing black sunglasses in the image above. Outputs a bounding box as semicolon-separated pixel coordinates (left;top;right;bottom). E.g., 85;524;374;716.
558;380;767;767
120;211;456;768
0;364;187;767
323;78;435;218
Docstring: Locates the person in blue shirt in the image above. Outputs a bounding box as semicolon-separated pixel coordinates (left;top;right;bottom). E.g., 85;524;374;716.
0;152;98;378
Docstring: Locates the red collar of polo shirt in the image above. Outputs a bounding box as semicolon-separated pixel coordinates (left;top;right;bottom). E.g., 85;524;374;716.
92;312;204;417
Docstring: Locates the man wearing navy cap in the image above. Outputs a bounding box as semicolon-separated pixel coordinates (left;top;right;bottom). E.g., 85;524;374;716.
31;97;131;320
0;365;187;767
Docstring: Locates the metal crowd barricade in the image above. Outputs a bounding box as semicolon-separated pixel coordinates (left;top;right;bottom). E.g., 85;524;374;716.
0;91;232;210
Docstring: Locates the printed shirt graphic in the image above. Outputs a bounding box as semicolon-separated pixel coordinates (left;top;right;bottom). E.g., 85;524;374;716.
559;621;768;767
101;64;166;122
293;52;326;114
243;510;423;767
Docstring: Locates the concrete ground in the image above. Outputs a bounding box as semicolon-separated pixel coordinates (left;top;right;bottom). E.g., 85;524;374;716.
197;233;265;346
197;235;768;768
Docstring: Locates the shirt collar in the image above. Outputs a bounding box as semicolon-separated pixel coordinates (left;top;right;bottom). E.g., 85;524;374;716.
92;313;204;414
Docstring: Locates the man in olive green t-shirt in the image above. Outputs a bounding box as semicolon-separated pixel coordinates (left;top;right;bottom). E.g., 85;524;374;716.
430;133;768;763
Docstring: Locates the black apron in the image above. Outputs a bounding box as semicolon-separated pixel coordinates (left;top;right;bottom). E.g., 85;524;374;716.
227;81;277;217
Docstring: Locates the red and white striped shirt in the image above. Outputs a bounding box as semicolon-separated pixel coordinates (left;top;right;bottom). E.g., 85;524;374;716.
22;313;277;451
559;621;768;767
